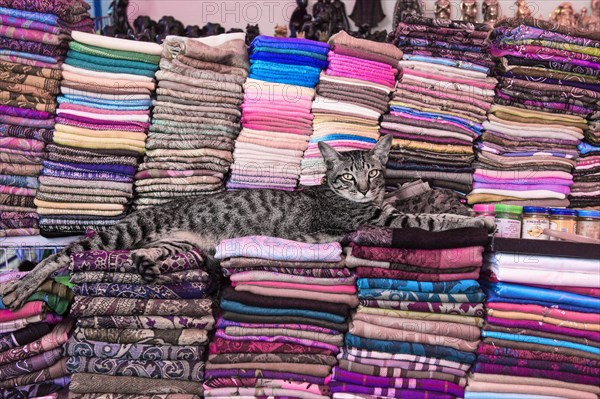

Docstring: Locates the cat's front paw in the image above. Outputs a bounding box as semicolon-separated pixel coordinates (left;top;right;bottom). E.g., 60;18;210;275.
131;249;163;282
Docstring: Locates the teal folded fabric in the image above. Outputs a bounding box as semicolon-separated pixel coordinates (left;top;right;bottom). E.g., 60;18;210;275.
357;279;481;294
65;58;157;78
358;289;485;303
249;60;321;87
57;96;151;111
484;282;598;310
63;94;152;107
345;333;475;364
252;46;328;60
482;331;600;355
67;49;159;71
220;299;345;323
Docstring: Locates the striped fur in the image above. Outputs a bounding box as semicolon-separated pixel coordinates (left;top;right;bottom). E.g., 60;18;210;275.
0;136;490;309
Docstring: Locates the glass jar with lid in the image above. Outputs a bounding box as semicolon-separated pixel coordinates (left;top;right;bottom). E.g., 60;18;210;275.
577;210;600;240
474;204;496;227
549;208;578;240
521;207;550;240
495;204;523;239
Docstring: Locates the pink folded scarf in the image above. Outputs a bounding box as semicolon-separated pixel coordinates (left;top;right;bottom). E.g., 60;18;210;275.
402;69;496;90
0;301;45;322
486;302;600;324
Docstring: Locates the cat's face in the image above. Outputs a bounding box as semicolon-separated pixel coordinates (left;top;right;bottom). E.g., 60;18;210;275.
319;135;392;204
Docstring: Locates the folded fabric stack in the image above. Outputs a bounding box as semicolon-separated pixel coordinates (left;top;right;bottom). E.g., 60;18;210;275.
385;16;495;195
467;17;600;207
570;134;600;209
467;241;600;399
0;0;92;237
227;36;329;190
331;226;490;399
65;247;216;398
299;31;402;186
205;235;356;398
135;34;249;208
0;270;74;398
34;32;161;236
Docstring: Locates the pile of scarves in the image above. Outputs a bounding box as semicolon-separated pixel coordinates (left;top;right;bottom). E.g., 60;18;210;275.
385;16;495;196
227;36;329;190
135;33;249;208
35;32;161;236
467;241;600;399
205;235;356;398
299;31;401;186
65;247;216;398
468;17;600;207
0;270;74;398
570;136;600;209
0;0;92;237
331;226;490;399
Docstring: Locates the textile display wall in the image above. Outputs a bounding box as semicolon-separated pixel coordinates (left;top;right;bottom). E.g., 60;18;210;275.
0;269;73;397
134;33;249;209
34;32;161;236
227;36;329;190
330;226;489;399
299;31;402;186
467;242;600;399
467;18;598;208
385;16;495;195
0;0;92;237
205;236;355;398
65;246;216;397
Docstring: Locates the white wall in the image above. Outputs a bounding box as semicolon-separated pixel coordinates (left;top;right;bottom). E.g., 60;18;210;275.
123;0;590;37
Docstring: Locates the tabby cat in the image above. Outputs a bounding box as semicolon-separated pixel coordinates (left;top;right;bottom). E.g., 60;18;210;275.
0;135;491;309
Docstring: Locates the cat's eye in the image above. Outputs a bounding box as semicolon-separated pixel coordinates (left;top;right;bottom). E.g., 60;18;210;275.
369;170;381;178
342;173;354;181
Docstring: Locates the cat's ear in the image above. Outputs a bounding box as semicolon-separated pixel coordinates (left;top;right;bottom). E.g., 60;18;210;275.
319;141;345;166
369;135;393;165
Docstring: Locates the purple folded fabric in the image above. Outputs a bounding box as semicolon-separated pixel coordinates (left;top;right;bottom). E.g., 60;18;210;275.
72;282;213;300
473;175;574;186
214;330;339;353
42;160;137;176
41;168;134;183
0;115;55;128
473;182;572;194
486;316;600;342
472;363;600;385
0;105;52;119
58;114;150;129
328;381;454;399
205;368;326;385
331;367;464;397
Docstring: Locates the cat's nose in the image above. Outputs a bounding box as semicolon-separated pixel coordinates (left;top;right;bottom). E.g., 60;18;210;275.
358;188;369;196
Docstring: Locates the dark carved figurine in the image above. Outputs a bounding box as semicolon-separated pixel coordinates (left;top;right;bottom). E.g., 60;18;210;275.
393;0;423;29
301;0;352;41
245;24;260;46
290;0;311;38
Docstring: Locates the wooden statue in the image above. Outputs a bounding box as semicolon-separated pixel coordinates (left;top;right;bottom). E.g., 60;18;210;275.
274;24;288;37
435;0;451;19
580;0;600;31
515;0;532;18
483;0;500;24
461;0;478;23
549;2;577;27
